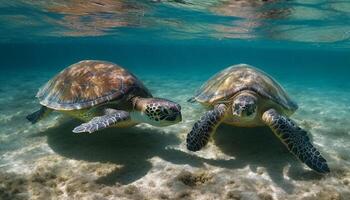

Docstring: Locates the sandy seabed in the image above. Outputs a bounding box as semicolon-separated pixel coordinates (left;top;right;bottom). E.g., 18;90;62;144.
0;72;350;200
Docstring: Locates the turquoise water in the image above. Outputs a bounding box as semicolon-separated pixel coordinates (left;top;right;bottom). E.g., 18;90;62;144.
1;1;350;200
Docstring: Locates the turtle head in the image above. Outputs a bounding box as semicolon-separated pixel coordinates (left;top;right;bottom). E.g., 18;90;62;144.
133;97;182;126
232;92;257;121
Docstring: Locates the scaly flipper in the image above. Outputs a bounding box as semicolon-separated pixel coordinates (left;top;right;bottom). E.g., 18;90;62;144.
73;110;130;133
186;104;227;151
26;106;52;124
262;109;330;173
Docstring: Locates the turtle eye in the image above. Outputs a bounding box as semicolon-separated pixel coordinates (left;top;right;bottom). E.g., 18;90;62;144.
163;108;169;115
246;105;256;116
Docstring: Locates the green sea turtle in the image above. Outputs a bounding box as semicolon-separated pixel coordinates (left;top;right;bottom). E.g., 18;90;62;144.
26;60;182;133
186;64;329;173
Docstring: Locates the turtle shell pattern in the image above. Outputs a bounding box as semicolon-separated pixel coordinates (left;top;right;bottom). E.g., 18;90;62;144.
37;60;152;110
193;64;298;111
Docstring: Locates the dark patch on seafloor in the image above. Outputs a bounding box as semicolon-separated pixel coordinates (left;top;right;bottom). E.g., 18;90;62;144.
213;124;324;193
0;171;28;200
176;170;212;187
34;119;234;185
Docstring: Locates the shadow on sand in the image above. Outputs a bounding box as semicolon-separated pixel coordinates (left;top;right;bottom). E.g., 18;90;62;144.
32;120;324;191
34;120;232;185
213;124;324;193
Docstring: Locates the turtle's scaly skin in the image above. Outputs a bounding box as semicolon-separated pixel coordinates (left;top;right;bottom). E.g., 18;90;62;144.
262;109;330;173
193;64;297;113
37;60;151;110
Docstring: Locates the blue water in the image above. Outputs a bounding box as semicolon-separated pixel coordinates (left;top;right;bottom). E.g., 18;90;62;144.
0;1;350;200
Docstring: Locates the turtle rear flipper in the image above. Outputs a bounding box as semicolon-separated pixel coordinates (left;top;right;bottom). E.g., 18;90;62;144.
186;104;227;151
262;109;330;173
187;97;196;103
73;109;130;133
26;106;51;124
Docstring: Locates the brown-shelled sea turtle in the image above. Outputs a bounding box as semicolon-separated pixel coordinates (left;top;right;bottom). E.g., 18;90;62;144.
26;60;182;133
186;64;329;173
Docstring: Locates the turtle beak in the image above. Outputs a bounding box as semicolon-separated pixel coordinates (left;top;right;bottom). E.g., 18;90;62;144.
174;110;182;122
233;110;244;118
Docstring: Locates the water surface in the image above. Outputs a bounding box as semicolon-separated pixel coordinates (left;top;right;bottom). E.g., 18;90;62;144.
0;1;350;199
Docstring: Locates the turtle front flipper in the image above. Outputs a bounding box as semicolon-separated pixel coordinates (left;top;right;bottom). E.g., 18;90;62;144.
187;104;227;151
262;109;330;173
73;109;130;133
26;106;52;124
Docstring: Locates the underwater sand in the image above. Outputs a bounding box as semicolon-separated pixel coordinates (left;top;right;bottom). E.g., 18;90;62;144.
1;0;350;199
1;68;350;200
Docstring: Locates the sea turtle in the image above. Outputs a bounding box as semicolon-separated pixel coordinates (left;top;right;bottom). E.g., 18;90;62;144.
26;60;182;133
186;64;329;173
